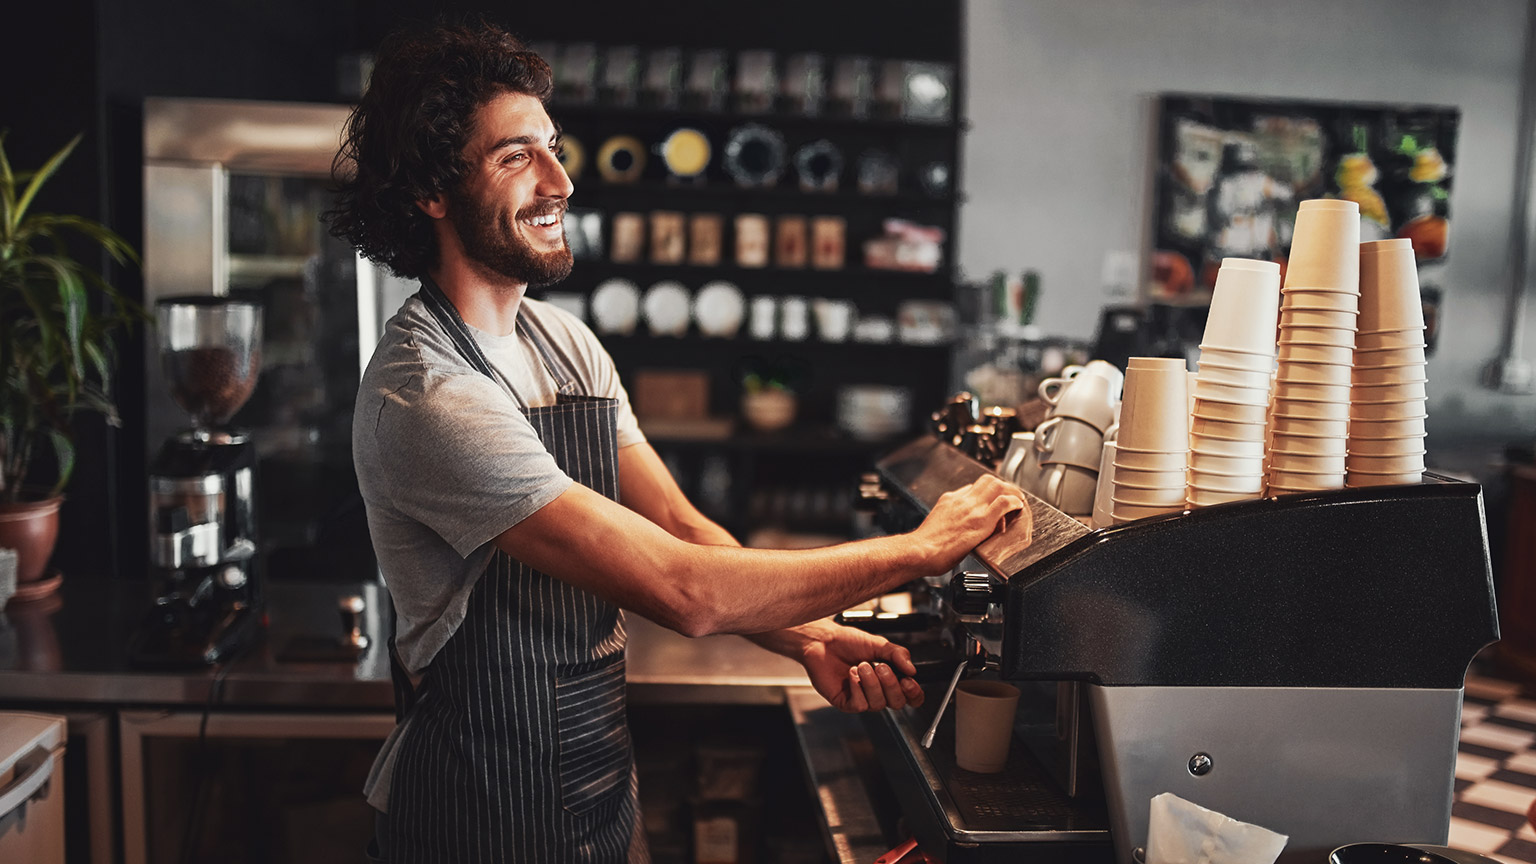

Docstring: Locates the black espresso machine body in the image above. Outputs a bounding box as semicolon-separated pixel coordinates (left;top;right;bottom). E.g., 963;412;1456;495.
862;436;1498;864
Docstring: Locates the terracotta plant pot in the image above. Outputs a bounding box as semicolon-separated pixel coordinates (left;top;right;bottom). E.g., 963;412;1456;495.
0;496;64;584
742;389;797;432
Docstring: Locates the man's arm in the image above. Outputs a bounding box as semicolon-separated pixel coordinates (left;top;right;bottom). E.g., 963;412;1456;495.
494;442;1023;639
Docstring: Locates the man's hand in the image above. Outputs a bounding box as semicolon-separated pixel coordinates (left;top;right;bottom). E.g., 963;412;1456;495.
912;475;1029;575
790;620;926;713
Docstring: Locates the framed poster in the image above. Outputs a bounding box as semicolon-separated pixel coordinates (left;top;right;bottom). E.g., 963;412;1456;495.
1150;93;1458;302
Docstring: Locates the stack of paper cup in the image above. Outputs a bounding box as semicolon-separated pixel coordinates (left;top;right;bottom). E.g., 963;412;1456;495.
1349;238;1428;487
1269;199;1360;493
1188;258;1279;508
1111;357;1189;523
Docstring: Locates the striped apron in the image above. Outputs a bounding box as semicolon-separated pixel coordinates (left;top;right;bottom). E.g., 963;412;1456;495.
380;280;647;863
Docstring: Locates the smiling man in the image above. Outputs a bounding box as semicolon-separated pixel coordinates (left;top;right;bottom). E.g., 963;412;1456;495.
326;19;1025;864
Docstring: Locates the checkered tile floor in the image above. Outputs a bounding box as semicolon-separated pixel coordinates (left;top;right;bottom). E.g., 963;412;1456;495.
1454;672;1536;863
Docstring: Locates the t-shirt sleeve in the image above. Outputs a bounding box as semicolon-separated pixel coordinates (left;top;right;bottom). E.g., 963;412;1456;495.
372;370;574;557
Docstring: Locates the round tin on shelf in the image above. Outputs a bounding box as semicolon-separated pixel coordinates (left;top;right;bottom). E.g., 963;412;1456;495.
596;135;646;183
723;124;786;188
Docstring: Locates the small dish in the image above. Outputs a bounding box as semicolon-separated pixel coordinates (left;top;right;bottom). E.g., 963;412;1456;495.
694;281;745;338
589;278;641;335
642;280;692;337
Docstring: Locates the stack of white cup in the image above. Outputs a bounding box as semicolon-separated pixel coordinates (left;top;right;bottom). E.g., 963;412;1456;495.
1348;238;1429;486
1188;258;1281;507
1110;357;1190;523
1268;199;1361;493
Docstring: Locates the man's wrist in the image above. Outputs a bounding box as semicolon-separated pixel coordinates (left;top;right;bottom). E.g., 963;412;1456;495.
745;620;831;659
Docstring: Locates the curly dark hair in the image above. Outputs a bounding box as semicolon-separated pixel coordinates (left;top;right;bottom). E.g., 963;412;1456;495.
324;20;554;279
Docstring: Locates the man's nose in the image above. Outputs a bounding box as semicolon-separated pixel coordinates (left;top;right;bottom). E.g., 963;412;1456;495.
539;149;575;199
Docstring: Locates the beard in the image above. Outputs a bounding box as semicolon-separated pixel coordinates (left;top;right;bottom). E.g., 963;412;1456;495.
447;189;573;288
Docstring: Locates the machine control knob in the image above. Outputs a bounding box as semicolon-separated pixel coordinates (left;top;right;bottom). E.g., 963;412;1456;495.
950;570;999;618
217;566;247;590
1188;753;1213;776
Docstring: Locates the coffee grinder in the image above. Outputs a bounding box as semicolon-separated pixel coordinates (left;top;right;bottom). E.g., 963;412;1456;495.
132;296;264;667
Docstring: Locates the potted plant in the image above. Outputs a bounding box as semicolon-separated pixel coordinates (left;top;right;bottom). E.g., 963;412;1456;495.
0;133;141;589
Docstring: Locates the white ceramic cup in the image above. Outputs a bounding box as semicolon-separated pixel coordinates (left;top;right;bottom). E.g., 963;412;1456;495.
954;681;1021;773
1034;416;1107;470
1041;373;1118;432
1038;463;1100;516
780;296;810;341
749;296;778;339
813;298;854;342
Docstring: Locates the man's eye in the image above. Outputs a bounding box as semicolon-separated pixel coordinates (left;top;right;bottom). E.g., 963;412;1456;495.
503;152;529;165
553;142;565;158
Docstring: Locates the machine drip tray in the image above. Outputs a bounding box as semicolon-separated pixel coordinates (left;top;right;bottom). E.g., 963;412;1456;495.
864;691;1113;862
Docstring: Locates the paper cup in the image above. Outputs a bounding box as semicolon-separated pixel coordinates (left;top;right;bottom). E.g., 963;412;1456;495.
1353;345;1428;366
1191;379;1271;406
1359;238;1425;332
1189;450;1265;476
1346;452;1426;473
1190;415;1267;439
1091;442;1118;529
1113;464;1189;488
1269;414;1349;437
1117;359;1190;454
1284;198;1361;290
1352;380;1428;403
1278;342;1354;365
1272;380;1351;403
1196;362;1275;390
1350;416;1427;439
1355;328;1428;351
1348;435;1427;456
1188;486;1261;507
1270;433;1348;456
1192;398;1268;424
1111;499;1185;523
1280;308;1359;329
1271;398;1350;420
1282;287;1362;314
1190;436;1266;458
1346;470;1424;487
1113;483;1192;507
1353;363;1429;387
1268;469;1346;491
1278;325;1357;347
954;681;1020;773
1113;447;1189;472
1198;346;1276;371
1272;361;1352;385
1201;258;1282;355
1187;468;1265;493
1349;401;1428;422
1269;451;1347;474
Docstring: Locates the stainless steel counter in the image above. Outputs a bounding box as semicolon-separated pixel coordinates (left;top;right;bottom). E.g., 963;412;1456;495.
0;575;811;709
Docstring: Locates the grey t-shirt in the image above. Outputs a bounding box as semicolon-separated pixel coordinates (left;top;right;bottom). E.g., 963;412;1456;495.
354;292;643;811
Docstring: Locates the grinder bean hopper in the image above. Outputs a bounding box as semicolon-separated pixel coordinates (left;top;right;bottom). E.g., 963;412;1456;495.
132;296;264;667
858;435;1498;864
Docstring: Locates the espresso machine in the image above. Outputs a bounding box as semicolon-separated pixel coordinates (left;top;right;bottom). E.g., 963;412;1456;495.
854;435;1498;864
132;296;264;667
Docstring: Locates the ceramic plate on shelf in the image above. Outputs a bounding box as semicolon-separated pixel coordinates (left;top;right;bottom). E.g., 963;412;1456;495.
590;278;641;335
694;280;745;338
643;280;692;337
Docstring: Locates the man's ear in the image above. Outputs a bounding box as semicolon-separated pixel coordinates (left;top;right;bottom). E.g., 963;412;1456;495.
415;193;448;220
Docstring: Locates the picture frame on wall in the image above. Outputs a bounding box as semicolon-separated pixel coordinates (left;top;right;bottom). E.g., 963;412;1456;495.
1149;93;1459;302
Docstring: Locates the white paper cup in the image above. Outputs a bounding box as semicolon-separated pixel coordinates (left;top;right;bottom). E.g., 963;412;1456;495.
1355;328;1428;350
1352;381;1428;403
1280;308;1360;329
1269;414;1349;437
1270;433;1348;457
1198;346;1277;371
1114;483;1192;506
1272;380;1351;403
1278;342;1354;365
1353;345;1428;366
954;681;1021;773
1111;498;1185;523
1272;361;1352;385
1190;436;1266;458
1346;470;1424;487
1284;198;1362;290
1346;452;1427;473
1359;238;1425;332
1282;287;1362;314
1113;464;1189;488
1117;359;1190;454
1268;469;1346;491
1278;325;1357;347
1191;379;1271;406
1188;486;1261;507
1187;469;1265;493
1350;416;1427;439
1092;442;1118;529
1113;448;1189;473
1269;451;1348;474
1271;398;1350;421
1190;415;1267;439
1189;450;1265;476
1349;401;1428;422
1192;399;1268;424
1196;362;1274;389
1348;435;1427;456
1353;363;1429;387
1201;258;1281;355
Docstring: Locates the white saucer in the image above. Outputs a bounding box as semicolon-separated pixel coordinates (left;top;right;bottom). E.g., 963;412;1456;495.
643;280;692;337
694;281;745;338
590;279;640;335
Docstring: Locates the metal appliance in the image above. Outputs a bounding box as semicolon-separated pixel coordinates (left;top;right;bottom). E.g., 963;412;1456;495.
852;435;1498;864
132;297;264;667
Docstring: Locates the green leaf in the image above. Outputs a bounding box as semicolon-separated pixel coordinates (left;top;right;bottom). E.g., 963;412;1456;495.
13;134;80;229
45;428;74;497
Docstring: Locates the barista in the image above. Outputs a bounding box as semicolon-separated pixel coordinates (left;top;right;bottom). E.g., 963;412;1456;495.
326;20;1026;863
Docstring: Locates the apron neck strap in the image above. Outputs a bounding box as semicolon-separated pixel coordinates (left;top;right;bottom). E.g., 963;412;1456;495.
419;275;580;403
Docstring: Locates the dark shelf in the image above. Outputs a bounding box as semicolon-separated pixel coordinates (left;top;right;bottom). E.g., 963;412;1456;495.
597;331;952;352
555;261;953;290
648;427;902;455
570;180;956;209
550;102;958;135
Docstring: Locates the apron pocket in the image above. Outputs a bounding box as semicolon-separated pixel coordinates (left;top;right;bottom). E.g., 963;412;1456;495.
555;654;630;815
